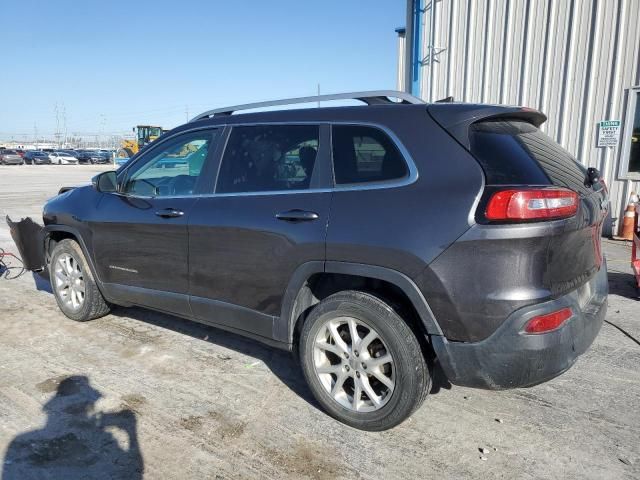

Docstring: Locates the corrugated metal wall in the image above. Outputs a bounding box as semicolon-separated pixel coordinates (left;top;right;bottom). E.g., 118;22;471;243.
409;0;640;234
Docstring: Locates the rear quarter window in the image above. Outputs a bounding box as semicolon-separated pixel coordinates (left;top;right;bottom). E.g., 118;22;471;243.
332;125;408;185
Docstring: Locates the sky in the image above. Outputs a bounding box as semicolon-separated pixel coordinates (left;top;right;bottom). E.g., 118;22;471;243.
0;0;405;140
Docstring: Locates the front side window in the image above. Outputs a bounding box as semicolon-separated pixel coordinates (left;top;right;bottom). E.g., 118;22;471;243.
123;130;217;197
216;125;319;193
332;125;408;185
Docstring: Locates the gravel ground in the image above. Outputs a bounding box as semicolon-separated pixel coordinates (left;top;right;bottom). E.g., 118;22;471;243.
0;165;639;479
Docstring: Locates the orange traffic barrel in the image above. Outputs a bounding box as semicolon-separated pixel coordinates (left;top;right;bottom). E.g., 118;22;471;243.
619;192;638;240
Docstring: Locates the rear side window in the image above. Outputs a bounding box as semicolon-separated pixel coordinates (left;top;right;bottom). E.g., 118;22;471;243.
332;125;408;185
470;120;590;193
216;125;319;194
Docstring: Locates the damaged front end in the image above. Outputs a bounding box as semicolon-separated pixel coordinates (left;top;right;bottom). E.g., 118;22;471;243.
6;216;46;271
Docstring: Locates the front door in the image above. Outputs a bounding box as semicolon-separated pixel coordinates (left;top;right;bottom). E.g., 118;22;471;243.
188;124;332;339
91;128;220;315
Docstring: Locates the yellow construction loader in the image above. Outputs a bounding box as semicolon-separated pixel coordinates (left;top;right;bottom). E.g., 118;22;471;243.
117;125;168;158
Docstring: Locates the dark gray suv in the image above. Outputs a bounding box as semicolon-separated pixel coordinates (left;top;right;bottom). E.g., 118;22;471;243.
35;91;608;430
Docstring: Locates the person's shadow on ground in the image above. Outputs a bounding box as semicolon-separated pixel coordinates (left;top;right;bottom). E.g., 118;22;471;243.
2;375;143;480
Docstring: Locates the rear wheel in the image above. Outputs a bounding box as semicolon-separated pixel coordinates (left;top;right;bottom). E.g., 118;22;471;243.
50;239;110;321
299;291;430;431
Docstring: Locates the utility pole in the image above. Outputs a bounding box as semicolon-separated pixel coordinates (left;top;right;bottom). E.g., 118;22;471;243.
54;103;61;148
185;105;189;122
317;84;321;108
99;114;106;148
62;104;67;147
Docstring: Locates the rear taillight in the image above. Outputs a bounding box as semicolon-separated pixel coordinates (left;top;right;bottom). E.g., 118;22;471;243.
524;307;573;334
485;188;578;221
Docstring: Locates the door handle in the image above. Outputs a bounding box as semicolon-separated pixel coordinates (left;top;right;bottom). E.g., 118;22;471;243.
155;208;184;218
275;209;319;222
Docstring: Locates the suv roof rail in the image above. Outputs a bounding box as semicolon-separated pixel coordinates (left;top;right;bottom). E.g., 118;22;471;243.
189;90;425;122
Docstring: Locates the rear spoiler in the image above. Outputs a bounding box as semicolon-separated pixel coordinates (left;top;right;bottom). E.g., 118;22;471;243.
427;103;547;149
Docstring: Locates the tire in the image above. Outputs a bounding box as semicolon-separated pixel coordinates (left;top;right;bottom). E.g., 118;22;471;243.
49;239;110;321
117;147;134;158
299;291;430;431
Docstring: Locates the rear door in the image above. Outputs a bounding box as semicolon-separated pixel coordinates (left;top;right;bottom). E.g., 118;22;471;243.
187;124;332;340
90;129;221;315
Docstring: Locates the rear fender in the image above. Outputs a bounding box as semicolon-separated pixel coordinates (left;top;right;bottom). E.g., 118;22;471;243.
278;261;444;345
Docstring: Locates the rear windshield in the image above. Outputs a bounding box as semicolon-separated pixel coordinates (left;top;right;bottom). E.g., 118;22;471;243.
470;120;590;193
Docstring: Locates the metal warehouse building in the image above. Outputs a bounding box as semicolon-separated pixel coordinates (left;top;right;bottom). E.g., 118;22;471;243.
397;0;640;235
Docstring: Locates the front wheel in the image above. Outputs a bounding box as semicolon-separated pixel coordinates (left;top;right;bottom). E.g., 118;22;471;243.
50;239;110;321
299;291;430;431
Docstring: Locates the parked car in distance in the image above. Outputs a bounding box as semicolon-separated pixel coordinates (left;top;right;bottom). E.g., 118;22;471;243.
49;151;79;165
99;149;114;159
0;149;24;165
24;150;52;165
74;150;106;164
97;150;114;163
60;150;80;159
39;90;609;431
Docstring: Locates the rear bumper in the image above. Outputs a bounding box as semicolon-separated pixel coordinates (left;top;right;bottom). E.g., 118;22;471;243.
432;261;608;389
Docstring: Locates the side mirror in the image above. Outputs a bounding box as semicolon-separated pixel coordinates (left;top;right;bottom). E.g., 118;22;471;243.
92;171;118;193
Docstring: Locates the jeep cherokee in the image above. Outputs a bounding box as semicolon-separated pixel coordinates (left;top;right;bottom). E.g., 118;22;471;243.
39;91;608;431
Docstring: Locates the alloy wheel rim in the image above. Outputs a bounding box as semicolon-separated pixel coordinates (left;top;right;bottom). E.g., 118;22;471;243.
53;253;85;311
313;316;395;412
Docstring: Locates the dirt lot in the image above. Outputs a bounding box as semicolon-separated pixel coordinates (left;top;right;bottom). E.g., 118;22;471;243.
1;165;639;479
